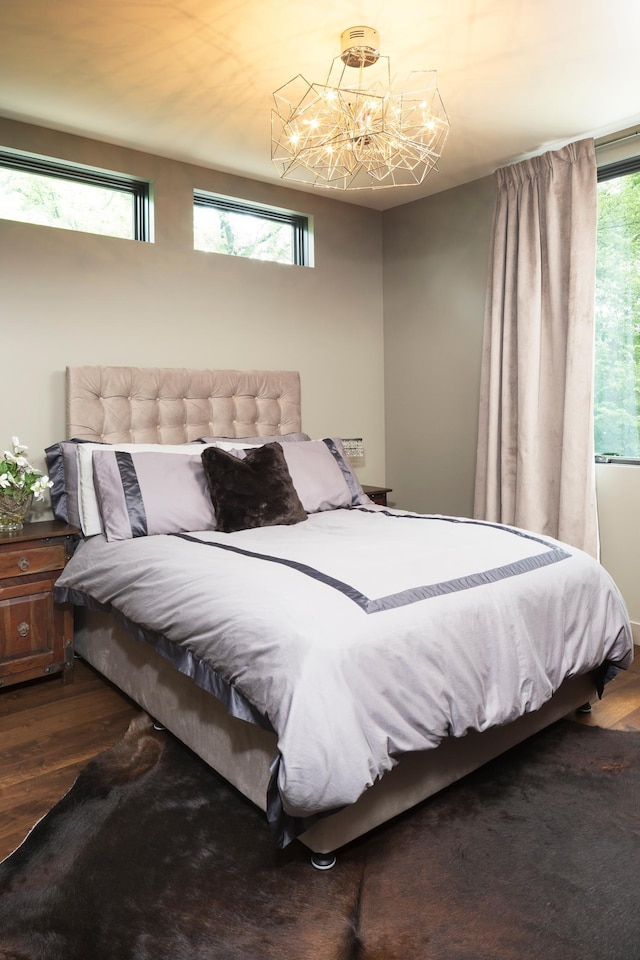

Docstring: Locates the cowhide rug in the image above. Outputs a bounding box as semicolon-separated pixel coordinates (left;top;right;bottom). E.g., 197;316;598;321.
1;713;639;960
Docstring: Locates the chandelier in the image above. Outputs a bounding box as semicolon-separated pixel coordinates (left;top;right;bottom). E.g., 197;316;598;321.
271;26;450;191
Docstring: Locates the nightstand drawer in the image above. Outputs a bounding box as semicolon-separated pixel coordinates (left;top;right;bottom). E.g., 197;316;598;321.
0;585;51;656
0;544;66;580
0;522;79;688
0;579;63;684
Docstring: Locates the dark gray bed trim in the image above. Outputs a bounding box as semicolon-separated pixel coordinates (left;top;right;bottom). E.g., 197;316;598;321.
266;754;340;848
114;451;148;538
53;585;273;733
322;437;365;506
172;517;572;615
53;584;335;847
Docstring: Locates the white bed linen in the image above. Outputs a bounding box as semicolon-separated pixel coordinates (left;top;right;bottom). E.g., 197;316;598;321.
55;508;633;828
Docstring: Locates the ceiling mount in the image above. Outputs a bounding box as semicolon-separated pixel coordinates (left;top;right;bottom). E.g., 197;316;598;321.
340;26;380;68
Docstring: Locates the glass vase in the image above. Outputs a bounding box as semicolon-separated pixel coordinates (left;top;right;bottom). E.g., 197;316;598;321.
0;490;33;533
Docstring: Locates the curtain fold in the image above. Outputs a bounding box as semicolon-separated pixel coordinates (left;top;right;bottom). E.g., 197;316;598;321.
474;138;599;556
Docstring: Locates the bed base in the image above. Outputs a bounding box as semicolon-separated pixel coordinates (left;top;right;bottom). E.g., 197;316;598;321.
74;608;596;858
64;365;599;859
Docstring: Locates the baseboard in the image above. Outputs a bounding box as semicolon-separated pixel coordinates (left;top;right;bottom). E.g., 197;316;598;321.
630;621;640;646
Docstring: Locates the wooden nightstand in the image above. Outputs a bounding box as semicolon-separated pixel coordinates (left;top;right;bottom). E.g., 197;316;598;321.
362;485;392;507
0;520;79;689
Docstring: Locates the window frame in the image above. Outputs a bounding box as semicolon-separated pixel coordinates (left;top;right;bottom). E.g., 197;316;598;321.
0;148;152;241
193;190;310;266
598;155;640;185
594;153;640;464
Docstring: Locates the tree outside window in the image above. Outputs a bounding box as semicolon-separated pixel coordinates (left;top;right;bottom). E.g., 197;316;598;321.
0;167;138;240
595;166;640;458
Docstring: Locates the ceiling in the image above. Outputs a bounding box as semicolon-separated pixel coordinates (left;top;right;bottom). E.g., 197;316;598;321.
1;0;640;211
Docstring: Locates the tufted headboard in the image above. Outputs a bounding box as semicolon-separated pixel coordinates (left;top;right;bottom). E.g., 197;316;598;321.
66;366;302;443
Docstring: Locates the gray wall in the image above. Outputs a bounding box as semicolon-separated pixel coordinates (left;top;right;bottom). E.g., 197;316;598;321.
382;172;640;634
0;117;386;499
3;114;638;634
383;176;496;516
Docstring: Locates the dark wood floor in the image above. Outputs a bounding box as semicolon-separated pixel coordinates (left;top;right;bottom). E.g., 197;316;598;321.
0;659;139;860
1;650;639;862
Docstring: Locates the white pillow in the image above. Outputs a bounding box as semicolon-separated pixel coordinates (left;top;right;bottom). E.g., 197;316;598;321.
76;442;215;536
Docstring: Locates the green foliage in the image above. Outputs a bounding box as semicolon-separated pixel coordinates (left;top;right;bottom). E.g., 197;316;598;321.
194;207;293;264
0;168;133;238
595;171;640;457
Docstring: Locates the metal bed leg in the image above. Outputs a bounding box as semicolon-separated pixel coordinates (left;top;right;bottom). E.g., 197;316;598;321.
310;851;337;870
576;702;592;714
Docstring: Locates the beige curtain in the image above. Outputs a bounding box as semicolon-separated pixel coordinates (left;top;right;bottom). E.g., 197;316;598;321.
474;138;599;556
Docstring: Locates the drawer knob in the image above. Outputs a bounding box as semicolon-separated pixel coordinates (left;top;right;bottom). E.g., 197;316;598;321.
17;621;30;638
18;557;30;572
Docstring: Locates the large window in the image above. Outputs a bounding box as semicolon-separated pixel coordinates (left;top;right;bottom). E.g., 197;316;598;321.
595;157;640;459
0;150;151;241
194;191;310;266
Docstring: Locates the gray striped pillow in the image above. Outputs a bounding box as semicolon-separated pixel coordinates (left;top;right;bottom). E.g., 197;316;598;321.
92;450;217;540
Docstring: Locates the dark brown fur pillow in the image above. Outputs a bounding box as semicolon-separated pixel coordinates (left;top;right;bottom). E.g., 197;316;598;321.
201;443;307;533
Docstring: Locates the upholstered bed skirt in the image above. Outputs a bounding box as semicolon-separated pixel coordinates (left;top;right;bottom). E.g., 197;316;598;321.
74;607;596;855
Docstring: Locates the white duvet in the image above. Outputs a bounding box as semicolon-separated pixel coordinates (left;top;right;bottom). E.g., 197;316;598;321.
55;507;633;827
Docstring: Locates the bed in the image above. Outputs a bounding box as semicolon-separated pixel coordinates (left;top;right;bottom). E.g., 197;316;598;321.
51;365;633;866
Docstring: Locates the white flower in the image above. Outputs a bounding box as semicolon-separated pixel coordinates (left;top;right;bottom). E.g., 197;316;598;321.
11;437;28;455
0;437;50;506
30;475;53;502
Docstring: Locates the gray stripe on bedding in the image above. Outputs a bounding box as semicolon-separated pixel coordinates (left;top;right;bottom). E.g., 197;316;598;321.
173;521;571;613
354;506;566;548
174;533;370;608
322;437;362;506
367;547;570;612
115;451;148;538
54;585;274;731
